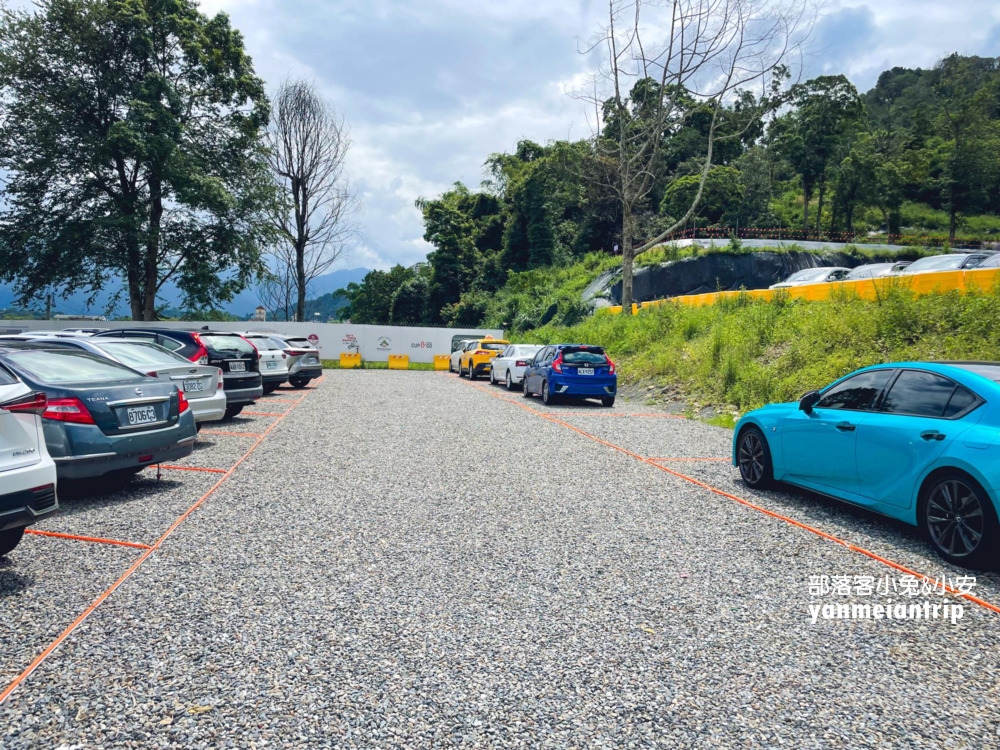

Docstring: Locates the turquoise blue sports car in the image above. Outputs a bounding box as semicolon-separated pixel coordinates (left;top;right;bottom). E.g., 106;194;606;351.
733;361;1000;567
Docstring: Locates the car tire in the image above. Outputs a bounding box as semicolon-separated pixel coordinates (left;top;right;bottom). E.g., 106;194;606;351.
489;368;496;385
601;396;615;407
224;404;244;420
737;425;773;489
0;527;25;557
469;367;477;381
289;378;310;388
522;376;532;398
542;379;558;406
505;371;514;391
920;471;999;569
458;363;465;378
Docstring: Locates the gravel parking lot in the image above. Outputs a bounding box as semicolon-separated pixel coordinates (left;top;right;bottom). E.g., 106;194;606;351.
3;371;1000;748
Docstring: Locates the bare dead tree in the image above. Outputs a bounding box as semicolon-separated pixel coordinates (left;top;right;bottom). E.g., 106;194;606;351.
265;79;360;321
580;0;811;313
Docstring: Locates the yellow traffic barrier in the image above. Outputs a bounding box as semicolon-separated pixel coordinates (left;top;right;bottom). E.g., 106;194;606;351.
433;354;450;370
388;354;409;370
340;352;361;369
600;267;1000;313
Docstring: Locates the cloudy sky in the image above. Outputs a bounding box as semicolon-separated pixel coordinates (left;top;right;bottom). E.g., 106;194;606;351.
201;0;1000;272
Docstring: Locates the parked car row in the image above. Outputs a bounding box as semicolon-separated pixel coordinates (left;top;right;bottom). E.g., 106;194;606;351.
0;327;322;557
735;361;1000;568
769;251;997;289
451;337;619;407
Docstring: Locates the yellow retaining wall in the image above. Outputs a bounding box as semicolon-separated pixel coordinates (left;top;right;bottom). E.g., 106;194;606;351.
433;354;451;370
388;354;410;370
598;267;1000;314
340;352;362;368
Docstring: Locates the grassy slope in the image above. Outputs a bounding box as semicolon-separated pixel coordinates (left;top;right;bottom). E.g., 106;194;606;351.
515;283;1000;425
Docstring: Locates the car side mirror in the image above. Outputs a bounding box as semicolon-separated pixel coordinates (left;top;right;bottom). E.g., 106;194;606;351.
799;390;821;413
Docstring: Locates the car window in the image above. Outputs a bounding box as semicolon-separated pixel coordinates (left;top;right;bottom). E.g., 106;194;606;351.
0;363;18;386
943;386;978;418
479;342;507;351
881;370;960;417
7;350;143;384
563;348;607;364
201;334;255;355
517;346;541;358
976;255;1000;269
100;342;190;367
817;370;894;411
247;336;279;351
123;331;156;340
157;336;185;351
906;256;965;272
532;348;548;364
829;269;849;280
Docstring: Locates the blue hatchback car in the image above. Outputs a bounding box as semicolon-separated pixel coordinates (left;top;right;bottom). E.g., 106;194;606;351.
522;344;617;406
733;362;1000;567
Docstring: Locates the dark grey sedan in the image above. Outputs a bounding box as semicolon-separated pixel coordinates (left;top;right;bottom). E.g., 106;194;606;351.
0;344;197;480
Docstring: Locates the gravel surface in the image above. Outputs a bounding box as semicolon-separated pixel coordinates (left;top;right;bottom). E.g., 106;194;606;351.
3;371;1000;748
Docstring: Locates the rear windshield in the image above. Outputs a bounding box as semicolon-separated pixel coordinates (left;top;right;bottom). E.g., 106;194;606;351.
562;348;607;364
101;342;190;368
8;350;143;384
479;342;508;351
284;338;312;348
201;334;255;355
950;363;1000;383
246;336;281;351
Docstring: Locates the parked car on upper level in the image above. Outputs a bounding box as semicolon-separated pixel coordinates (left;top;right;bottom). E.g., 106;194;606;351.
267;334;322;388
239;332;290;394
733;361;1000;567
901;253;991;275
35;337;226;427
0;343;197;480
0;360;57;556
845;262;911;280
972;253;1000;269
489;344;543;390
95;329;262;419
458;337;510;380
770;267;851;289
522;344;617;407
450;340;477;374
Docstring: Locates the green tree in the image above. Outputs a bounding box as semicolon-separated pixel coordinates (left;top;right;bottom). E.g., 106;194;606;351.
0;0;276;320
337;265;415;324
390;275;431;325
659;167;745;226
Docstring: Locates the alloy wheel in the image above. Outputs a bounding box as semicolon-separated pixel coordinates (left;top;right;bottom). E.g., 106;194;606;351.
926;479;985;559
738;431;765;485
506;371;512;390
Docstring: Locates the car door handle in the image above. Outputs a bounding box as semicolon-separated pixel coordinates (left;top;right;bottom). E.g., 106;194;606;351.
835;422;856;432
921;430;946;441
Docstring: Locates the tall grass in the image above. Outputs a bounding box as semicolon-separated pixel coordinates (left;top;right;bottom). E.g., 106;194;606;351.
516;282;1000;415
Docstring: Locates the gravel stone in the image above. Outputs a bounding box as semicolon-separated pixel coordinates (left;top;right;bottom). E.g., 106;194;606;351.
2;371;1000;749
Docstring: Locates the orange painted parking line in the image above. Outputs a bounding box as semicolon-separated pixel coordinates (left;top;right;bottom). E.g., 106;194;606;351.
647;457;730;462
466;381;1000;617
158;465;228;474
0;377;322;705
199;430;264;438
242;411;285;417
555;412;687;419
24;530;152;551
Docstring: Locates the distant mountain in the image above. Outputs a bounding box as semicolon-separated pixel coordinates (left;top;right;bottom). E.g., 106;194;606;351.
0;266;371;319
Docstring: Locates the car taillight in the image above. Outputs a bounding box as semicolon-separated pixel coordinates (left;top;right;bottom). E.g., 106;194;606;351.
552;355;564;374
606;357;616;375
43;397;95;425
1;391;48;415
177;389;190;413
190;333;209;365
284;349;309;356
515;360;528;367
146;371;159;378
217;368;224;389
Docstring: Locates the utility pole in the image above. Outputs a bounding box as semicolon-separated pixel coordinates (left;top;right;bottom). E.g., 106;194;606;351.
45;293;52;320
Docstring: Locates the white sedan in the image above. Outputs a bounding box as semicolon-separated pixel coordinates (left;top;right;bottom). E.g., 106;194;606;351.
489;344;543;390
769;267;851;289
450;340;477;373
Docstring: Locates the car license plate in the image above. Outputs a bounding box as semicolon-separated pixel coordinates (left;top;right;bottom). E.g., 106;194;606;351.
266;360;278;369
229;361;246;372
307;357;318;364
183;379;204;392
126;405;157;426
578;368;595;376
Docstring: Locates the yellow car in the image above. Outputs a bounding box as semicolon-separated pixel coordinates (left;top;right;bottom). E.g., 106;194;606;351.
458;337;510;380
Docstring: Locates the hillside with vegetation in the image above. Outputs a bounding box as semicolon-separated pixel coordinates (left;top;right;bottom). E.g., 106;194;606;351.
338;54;1000;331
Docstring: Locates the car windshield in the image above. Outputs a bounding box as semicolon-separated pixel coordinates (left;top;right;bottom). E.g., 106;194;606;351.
479;342;508;351
201;334;254;355
100;342;190;367
8;349;143;384
562;348;607;364
906;255;965;272
949;363;1000;383
846;265;890;279
785;269;830;283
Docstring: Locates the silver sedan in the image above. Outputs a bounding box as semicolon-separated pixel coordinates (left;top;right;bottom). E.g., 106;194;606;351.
489;345;543;390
